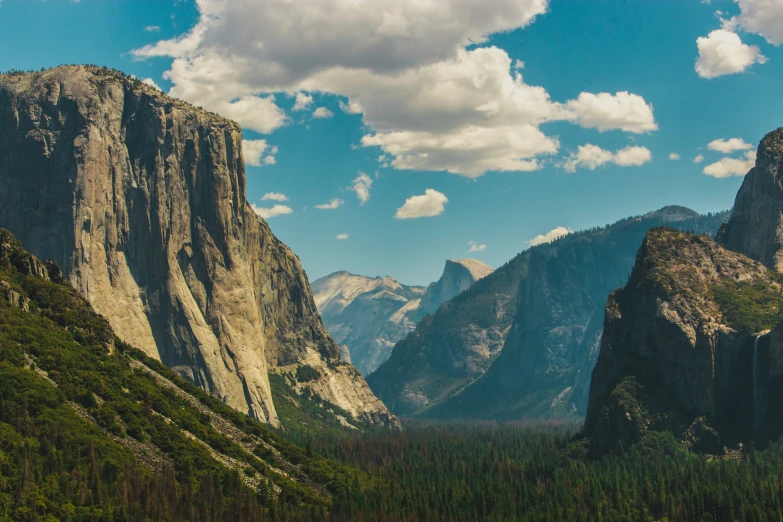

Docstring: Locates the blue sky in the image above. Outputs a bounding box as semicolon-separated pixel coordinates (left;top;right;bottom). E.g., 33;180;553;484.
1;0;782;285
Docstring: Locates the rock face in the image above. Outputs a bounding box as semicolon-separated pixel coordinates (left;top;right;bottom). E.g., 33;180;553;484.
0;66;396;428
418;259;494;316
368;207;728;418
584;229;781;454
585;127;783;454
312;271;426;375
719;128;783;271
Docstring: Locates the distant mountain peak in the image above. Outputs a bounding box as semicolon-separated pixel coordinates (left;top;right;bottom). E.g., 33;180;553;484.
643;205;700;222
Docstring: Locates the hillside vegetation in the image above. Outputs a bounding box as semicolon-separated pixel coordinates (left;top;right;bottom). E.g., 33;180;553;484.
0;229;376;521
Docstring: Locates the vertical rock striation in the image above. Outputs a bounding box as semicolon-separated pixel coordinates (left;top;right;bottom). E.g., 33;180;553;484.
0;66;395;428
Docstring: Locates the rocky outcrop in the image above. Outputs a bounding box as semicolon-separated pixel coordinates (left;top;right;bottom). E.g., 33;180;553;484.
312;271;425;375
0;66;396;428
585;129;783;454
418;259;493;316
719;128;783;271
368;207;728;418
584;228;783;454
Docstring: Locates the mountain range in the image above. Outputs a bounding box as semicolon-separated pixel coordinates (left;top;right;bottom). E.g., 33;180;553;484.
367;206;730;419
312;258;493;375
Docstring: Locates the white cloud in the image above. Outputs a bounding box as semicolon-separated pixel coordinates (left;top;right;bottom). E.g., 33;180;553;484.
614;146;653;167
142;77;161;90
242;139;278;167
707;137;754;153
695;29;766;78
563;144;615;172
349;172;373;205
339;99;364;114
293;92;313;111
336;233;349;240
315;198;344;209
563;144;652;173
563;91;658;133
703;150;757;178
669;153;680;161
694;154;705;164
395;189;448;219
312;107;334;119
731;0;783;46
144;25;161;32
132;0;660;178
528;226;572;246
468;241;487;252
251;204;293;219
261;192;288;202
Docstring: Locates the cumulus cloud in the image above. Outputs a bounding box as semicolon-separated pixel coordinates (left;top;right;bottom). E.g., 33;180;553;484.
315;198;344;209
468;241;487;252
395;189;448;219
694;154;705;164
528;226;573;246
730;0;783;46
707;137;754;153
293;92;313;111
703;150;757;178
261;192;288;202
144;26;161;32
312;107;334;119
669;153;680;160
563;92;658;133
563;144;652;173
336;233;349;240
614;146;653;167
132;0;660;177
349;173;373;205
695;29;766;78
251;204;293;219
243;139;278;167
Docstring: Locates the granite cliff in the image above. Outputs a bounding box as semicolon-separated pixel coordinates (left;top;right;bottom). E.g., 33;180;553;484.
0;65;396;429
418;259;494;316
585;128;783;454
368;207;728;418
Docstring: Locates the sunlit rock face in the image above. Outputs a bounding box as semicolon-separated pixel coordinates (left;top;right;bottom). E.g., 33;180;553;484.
0;65;397;429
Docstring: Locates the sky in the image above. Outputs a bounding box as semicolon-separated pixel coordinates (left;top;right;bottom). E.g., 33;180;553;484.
1;0;782;286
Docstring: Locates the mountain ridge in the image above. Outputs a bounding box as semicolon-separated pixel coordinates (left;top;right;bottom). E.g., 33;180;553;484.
368;206;730;418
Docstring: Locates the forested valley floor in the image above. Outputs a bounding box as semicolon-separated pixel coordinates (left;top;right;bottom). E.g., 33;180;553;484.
318;420;783;522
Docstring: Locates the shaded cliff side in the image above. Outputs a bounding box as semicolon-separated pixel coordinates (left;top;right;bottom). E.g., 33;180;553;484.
368;207;728;418
0;65;395;429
